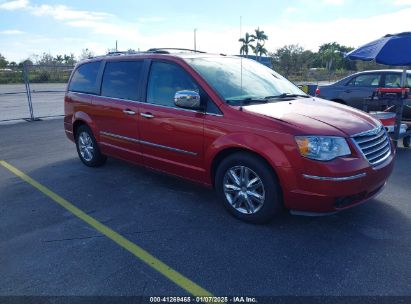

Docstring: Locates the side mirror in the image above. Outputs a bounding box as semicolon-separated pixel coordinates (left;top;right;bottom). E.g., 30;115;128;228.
174;90;201;110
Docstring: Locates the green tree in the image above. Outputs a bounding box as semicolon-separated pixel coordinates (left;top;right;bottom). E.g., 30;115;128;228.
251;27;268;62
36;52;56;65
63;53;76;65
79;48;94;61
254;42;268;60
271;44;313;78
0;53;8;67
317;42;355;71
239;32;255;58
55;55;64;64
18;59;33;67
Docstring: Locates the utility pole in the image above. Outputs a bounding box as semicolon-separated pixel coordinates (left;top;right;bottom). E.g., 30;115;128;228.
115;40;118;52
194;28;197;51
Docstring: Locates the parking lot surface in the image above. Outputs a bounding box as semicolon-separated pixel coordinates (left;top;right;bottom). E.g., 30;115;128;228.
1;118;411;297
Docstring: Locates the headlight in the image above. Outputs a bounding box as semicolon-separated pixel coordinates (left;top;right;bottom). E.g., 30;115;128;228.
295;136;351;161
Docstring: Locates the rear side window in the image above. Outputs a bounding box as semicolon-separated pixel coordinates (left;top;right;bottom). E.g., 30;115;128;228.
69;61;101;94
101;61;143;101
384;73;411;88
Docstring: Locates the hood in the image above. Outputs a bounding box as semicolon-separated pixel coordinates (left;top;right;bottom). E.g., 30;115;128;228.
243;97;380;136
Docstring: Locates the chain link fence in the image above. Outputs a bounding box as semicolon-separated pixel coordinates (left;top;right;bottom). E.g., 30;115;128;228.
0;64;74;122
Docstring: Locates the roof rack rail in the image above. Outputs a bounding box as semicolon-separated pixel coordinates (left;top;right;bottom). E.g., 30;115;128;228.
147;48;206;54
106;50;140;56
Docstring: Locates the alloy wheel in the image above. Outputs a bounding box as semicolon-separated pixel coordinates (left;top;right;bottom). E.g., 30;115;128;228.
78;131;94;162
223;165;265;214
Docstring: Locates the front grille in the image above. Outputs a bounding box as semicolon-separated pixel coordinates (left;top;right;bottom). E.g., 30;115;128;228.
352;126;391;166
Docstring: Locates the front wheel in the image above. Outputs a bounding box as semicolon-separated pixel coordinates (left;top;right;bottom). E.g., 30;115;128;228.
75;125;107;167
215;152;283;224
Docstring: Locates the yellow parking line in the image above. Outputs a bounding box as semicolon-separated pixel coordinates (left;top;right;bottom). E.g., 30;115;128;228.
0;160;213;297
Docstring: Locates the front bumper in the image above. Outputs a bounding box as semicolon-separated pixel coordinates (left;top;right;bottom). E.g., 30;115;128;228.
277;146;395;213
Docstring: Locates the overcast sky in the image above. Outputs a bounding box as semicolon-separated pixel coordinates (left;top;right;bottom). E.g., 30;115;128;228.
1;0;411;62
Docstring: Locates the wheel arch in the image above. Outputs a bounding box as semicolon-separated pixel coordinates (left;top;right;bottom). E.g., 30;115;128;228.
205;132;294;201
72;111;97;138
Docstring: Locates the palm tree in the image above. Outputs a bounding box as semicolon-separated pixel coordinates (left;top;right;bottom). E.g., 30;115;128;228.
239;33;255;58
256;43;268;58
55;55;63;64
251;27;268;62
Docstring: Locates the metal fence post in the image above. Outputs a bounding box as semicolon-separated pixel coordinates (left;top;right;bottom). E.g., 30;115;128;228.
23;64;35;121
393;99;404;148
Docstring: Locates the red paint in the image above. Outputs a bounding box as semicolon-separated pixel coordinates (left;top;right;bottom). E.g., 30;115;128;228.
64;53;395;213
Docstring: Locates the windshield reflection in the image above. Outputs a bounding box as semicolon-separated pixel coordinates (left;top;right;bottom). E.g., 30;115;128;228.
185;57;307;104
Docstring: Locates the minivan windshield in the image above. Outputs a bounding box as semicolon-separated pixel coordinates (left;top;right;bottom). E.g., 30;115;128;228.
185;57;308;105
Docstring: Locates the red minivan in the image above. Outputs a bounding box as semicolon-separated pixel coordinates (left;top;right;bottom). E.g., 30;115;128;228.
64;49;395;223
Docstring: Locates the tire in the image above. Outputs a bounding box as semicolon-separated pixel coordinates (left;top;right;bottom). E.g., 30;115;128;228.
215;152;283;224
75;125;107;167
403;136;410;148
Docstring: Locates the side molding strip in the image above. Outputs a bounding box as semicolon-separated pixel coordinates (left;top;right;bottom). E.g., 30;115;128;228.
302;173;366;181
100;131;198;156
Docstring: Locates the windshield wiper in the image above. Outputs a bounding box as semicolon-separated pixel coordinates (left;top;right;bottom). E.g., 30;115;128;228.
266;93;310;99
226;97;268;105
226;93;309;105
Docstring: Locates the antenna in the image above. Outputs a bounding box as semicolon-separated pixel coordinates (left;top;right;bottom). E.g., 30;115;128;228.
240;16;243;111
194;28;197;51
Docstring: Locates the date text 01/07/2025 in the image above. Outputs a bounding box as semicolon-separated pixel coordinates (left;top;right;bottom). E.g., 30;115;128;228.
149;296;257;303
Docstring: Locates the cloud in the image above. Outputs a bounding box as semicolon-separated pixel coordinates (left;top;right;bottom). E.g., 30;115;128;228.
0;29;24;35
322;0;345;5
0;0;28;10
32;4;113;21
393;0;411;5
1;0;410;63
0;0;140;44
284;7;298;14
257;7;411;53
137;16;166;23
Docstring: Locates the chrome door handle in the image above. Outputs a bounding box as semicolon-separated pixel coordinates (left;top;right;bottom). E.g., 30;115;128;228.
140;112;154;119
123;109;136;115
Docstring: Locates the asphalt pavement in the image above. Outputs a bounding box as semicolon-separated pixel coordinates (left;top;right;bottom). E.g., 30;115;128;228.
0;118;410;299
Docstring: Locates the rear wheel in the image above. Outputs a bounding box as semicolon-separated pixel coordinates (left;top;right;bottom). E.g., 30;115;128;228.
75;125;107;167
215;152;282;224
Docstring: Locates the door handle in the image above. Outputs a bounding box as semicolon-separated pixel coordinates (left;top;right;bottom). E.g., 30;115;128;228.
345;89;351;93
140;112;154;119
123;109;136;115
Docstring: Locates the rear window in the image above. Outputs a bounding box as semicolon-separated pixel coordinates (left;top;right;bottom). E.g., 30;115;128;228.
101;61;143;101
69;61;101;94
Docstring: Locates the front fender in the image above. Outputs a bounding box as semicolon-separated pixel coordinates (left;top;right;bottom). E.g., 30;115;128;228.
205;132;293;172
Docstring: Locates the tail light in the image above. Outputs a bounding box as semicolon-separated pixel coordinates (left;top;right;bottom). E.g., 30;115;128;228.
315;88;320;95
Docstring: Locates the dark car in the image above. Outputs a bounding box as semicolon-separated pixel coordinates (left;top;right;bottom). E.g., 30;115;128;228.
316;69;411;119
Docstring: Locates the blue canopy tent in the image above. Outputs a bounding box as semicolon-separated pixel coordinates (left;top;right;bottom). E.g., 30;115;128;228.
346;32;411;87
346;32;411;147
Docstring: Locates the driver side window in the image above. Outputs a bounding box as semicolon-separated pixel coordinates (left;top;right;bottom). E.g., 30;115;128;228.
146;61;199;107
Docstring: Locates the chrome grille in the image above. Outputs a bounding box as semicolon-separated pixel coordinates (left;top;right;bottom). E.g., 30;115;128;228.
352;126;391;166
